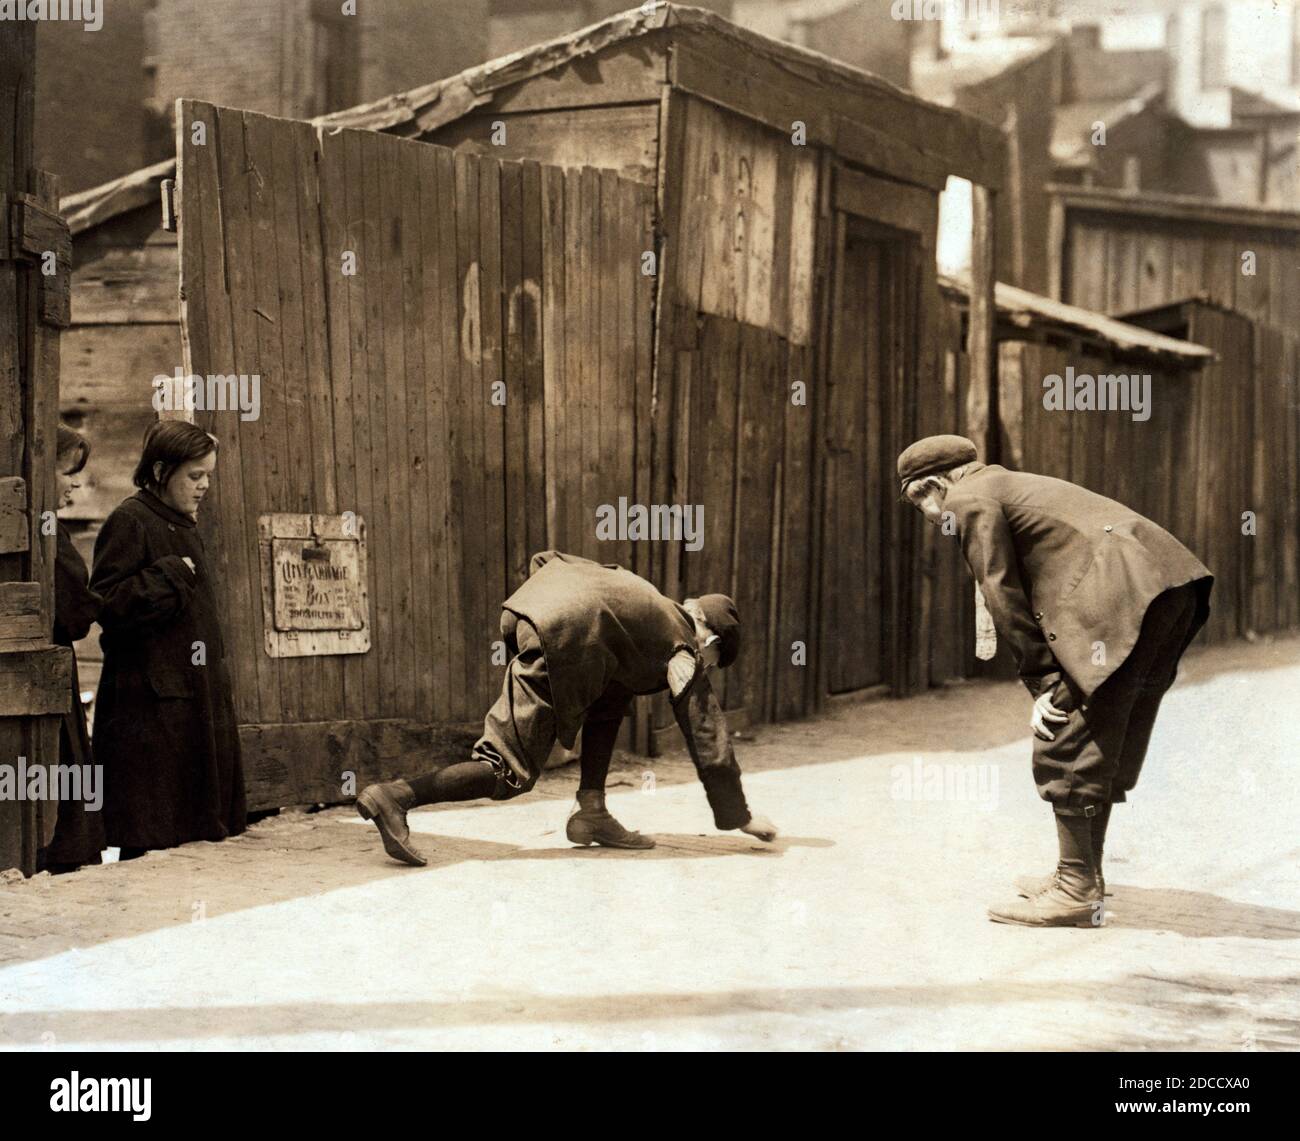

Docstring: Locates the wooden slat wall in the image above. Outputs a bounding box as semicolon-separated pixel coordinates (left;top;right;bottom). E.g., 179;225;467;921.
179;104;657;804
1062;207;1299;330
649;94;825;734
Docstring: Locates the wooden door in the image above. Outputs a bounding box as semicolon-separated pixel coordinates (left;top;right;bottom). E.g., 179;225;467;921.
176;100;655;808
821;169;937;696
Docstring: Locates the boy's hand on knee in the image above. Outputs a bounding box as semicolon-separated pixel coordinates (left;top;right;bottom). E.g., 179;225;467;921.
1031;691;1069;741
739;813;778;842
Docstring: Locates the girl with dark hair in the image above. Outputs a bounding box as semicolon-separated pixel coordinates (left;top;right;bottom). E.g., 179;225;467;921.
90;421;246;856
38;426;107;873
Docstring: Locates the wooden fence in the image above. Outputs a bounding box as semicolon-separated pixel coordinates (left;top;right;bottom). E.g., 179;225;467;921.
179;102;656;803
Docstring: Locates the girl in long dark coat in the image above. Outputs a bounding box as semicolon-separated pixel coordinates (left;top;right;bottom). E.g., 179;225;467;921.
38;426;107;873
91;421;246;855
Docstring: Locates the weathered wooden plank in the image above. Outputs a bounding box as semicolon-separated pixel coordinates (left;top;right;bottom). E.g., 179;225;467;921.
378;131;415;718
216;104;282;722
631;179;656;751
178;101;255;722
398;134;435;716
426;105;660;185
577;166;601;560
239;718;481;811
487;48;667;115
477;154;506;710
267;113;323;722
454;151;487;712
359;127;398;716
0;580;43;649
434;146;468;719
834;168;938;237
597;169;625;569
737;122;777;334
650;90;690;608
244;110;302;722
413;143;451;720
520;160;548;568
968;185;997;461
0;647;71;715
59;322;180;410
560;167;585;559
0;476;28;554
318;126;364;720
342;125;384;718
540;164;567;549
70;243;178;324
293;117;346;719
500;159;528;590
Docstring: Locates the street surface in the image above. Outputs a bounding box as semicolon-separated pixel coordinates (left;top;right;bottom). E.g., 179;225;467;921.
2;635;1297;1051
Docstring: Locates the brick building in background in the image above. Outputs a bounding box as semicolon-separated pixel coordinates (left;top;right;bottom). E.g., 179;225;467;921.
37;0;489;196
35;0;151;194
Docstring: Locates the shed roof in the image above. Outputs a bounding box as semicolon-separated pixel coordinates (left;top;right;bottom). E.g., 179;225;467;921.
1048;183;1300;233
63;3;1004;231
939;274;1215;364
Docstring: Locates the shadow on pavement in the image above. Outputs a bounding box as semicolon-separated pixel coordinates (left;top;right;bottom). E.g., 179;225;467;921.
1103;884;1300;939
2;971;1296;1049
496;834;834;860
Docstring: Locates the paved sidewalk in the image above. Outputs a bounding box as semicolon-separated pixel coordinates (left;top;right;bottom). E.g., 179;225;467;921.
2;635;1298;1051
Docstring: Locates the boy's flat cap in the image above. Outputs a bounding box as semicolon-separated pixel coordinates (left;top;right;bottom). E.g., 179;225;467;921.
695;593;740;669
897;435;978;492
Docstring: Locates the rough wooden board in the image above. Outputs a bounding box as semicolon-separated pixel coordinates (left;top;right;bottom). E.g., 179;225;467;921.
427;104;660;185
342;125;384;719
0;477;28;554
0;647;71;715
432;145;467;719
60;322;181;410
415;142;453;722
0;580;43;648
238;718;481;811
70;243;178;325
834;167;938;238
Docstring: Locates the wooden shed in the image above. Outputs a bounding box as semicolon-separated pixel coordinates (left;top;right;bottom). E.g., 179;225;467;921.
1047;183;1300;330
61;4;1008;810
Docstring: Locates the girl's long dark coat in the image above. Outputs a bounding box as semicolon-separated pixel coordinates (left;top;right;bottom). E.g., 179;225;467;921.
41;523;106;866
90;490;246;849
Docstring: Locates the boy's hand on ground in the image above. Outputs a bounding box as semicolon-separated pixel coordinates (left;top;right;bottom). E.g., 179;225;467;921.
740;813;778;842
1031;691;1069;741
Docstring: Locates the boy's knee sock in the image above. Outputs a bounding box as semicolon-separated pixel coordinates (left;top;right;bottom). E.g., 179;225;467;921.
407;761;498;805
578;718;622;791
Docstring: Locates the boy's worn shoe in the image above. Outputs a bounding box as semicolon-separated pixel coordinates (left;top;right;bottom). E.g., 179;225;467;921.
1014;870;1108;898
356;780;427;867
989;882;1105;927
567;790;655;850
